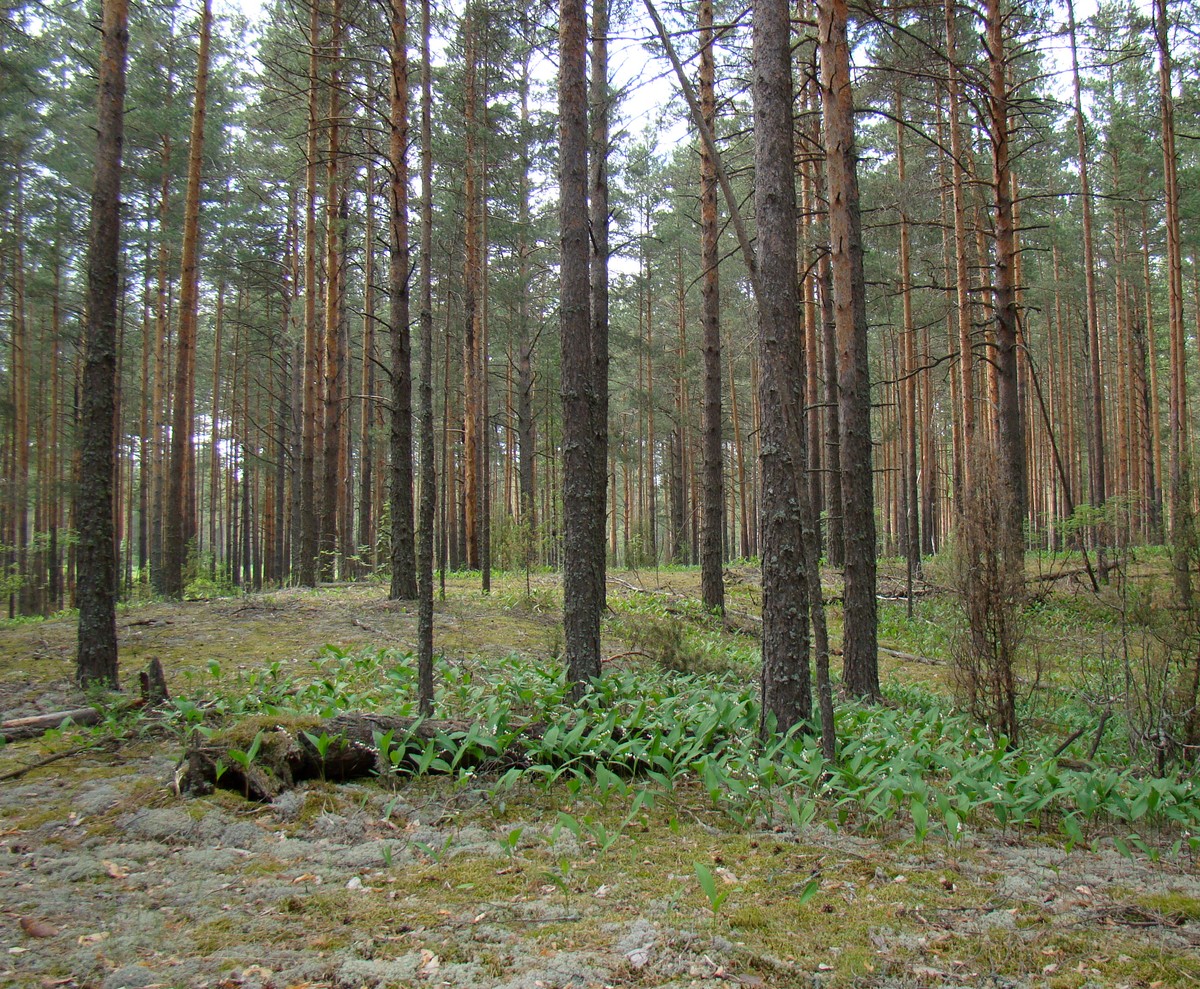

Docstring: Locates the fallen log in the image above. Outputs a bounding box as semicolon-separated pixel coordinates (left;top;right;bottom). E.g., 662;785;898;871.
181;714;547;801
1;708;101;743
878;646;943;667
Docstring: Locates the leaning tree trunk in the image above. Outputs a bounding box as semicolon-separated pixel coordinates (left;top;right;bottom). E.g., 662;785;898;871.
77;0;128;688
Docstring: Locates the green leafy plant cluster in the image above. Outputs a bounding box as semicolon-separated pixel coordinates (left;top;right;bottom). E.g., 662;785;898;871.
167;646;1200;859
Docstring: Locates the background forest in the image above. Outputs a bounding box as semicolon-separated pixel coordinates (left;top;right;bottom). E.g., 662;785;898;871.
8;0;1199;609
6;0;1200;715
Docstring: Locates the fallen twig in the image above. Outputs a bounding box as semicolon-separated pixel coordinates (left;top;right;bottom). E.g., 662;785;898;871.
0;746;91;782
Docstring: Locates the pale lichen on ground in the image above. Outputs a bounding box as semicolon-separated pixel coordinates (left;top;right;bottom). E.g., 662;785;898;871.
1;576;1198;988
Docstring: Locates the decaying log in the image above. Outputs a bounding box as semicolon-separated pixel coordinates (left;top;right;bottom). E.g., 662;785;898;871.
181;714;547;801
1;708;101;743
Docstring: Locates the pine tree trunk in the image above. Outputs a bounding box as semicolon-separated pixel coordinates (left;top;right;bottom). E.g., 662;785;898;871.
517;28;535;539
754;0;810;733
321;0;343;582
359;159;376;571
588;0;609;606
208;283;224;577
389;0;417;599
819;0;878;700
560;0;602;696
1066;0;1106;547
895;91;920;605
462;11;480;573
698;0;723;612
945;0;975;504
163;0;210;599
1155;0;1192;605
986;0;1025;551
416;0;436;714
298;0;321;588
77;0;128;688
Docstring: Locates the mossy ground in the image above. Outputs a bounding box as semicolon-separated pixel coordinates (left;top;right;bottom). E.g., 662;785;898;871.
1;566;1199;987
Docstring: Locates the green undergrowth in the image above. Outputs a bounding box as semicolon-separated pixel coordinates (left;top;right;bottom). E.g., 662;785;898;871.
157;644;1200;862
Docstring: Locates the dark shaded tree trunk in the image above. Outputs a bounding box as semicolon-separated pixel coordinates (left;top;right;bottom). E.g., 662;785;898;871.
699;0;723;613
754;0;810;733
389;0;417;600
416;0;435;714
516;25;535;538
559;0;602;697
819;255;842;567
589;0;609;600
77;0;128;688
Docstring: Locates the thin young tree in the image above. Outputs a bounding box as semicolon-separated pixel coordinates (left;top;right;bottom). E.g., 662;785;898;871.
77;0;129;688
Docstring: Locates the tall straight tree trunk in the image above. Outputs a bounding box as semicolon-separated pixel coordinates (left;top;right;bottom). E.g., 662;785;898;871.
589;0;610;600
10;185;29;614
416;0;435;714
298;0;321;587
321;0;343;582
1155;0;1191;606
359;161;376;568
163;0;210;599
754;0;810;733
462;10;481;572
698;0;723;613
559;0;602;696
516;23;536;538
819;0;878;700
149;67;174;594
945;0;975;504
819;255;842;566
895;94;920;605
77;0;128;688
1066;0;1105;543
986;0;1026;548
136;237;150;581
389;0;417;599
208;283;224;576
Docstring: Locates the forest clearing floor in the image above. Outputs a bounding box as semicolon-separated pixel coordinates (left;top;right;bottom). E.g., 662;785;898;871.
1;568;1199;989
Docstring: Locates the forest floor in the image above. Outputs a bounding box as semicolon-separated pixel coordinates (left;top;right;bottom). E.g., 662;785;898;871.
1;565;1199;989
